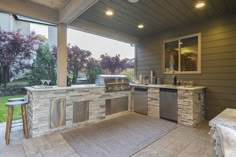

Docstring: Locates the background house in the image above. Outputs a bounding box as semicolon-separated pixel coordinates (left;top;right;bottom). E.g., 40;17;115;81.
0;12;57;46
0;12;57;80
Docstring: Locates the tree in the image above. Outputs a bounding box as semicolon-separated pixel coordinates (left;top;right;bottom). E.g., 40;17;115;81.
120;68;135;81
53;45;92;84
119;58;134;70
0;29;41;87
66;45;92;84
86;58;102;83
100;54;134;74
29;44;57;85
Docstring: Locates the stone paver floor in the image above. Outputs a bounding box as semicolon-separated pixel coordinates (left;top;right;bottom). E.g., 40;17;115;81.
0;115;213;157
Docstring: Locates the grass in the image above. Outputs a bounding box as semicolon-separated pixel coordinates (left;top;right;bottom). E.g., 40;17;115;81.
7;81;29;86
0;95;25;123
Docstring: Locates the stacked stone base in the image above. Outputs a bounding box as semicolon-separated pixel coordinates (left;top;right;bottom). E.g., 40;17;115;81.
27;87;131;138
27;87;106;138
148;88;160;118
178;89;205;127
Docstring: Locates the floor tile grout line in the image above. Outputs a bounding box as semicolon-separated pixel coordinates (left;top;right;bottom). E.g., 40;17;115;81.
173;139;193;156
60;133;81;157
129;125;179;156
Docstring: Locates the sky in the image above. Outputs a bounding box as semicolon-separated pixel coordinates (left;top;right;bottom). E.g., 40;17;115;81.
30;23;48;39
30;23;135;59
67;28;135;59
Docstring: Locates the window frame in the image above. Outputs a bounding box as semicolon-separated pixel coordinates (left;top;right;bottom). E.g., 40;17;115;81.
163;33;201;74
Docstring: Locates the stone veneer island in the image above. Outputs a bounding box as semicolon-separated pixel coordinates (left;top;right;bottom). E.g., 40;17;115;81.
25;84;206;138
25;85;107;137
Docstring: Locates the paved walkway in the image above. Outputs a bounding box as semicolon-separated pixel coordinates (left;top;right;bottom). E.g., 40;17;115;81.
0;114;213;157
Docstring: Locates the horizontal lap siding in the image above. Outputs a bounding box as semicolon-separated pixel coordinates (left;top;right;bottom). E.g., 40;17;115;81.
136;14;236;120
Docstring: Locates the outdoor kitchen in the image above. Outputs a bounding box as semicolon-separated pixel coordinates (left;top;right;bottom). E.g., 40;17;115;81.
25;73;206;137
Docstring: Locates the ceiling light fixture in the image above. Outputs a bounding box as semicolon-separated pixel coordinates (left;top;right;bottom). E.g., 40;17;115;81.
137;24;144;29
195;1;205;8
128;0;139;3
106;10;114;16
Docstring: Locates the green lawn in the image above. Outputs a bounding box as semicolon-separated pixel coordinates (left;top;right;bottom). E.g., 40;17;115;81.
0;95;25;122
7;81;29;86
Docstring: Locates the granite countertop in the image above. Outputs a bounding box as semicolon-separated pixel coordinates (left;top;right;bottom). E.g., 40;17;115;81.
130;83;206;90
209;108;236;130
25;84;105;92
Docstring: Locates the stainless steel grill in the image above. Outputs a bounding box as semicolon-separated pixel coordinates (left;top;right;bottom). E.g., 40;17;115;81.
95;75;130;92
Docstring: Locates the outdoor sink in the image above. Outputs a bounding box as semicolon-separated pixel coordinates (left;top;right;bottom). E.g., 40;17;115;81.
160;84;194;89
160;84;177;88
32;85;54;89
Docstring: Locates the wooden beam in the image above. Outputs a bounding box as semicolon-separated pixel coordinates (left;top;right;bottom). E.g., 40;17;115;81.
69;19;139;44
0;0;58;24
59;0;98;24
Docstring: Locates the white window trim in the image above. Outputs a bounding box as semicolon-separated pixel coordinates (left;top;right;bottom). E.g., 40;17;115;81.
163;33;201;74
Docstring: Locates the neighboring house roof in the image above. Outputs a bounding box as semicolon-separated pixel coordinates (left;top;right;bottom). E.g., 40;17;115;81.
127;58;135;64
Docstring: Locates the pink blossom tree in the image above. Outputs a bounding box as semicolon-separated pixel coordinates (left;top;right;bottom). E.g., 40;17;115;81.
0;29;42;87
53;45;92;84
100;54;134;74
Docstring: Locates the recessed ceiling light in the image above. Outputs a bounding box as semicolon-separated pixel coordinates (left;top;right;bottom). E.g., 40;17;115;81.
137;24;144;29
106;10;114;16
128;0;139;3
195;1;205;8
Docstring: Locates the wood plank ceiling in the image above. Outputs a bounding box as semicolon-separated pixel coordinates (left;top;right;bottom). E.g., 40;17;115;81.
29;0;70;9
74;0;236;37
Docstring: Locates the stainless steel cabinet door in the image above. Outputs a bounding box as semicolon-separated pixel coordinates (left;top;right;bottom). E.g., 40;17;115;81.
50;98;66;128
134;91;148;115
106;96;128;115
73;101;89;123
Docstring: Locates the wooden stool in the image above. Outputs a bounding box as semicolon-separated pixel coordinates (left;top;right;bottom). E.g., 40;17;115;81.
5;96;29;145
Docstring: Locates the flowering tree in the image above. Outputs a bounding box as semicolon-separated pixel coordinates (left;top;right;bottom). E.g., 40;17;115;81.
67;45;92;83
100;54;134;74
53;45;92;84
0;29;41;87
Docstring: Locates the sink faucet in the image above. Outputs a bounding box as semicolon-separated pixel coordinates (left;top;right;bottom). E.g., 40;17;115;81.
172;71;177;85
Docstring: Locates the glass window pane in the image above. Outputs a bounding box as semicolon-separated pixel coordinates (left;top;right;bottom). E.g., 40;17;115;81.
180;36;198;72
165;41;179;72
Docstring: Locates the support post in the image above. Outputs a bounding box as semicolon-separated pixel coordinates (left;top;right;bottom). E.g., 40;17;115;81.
57;23;67;87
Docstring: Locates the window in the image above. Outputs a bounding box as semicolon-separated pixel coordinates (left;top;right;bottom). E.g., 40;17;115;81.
163;33;201;74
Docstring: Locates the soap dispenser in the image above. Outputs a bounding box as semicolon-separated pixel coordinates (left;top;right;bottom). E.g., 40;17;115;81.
172;75;177;85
